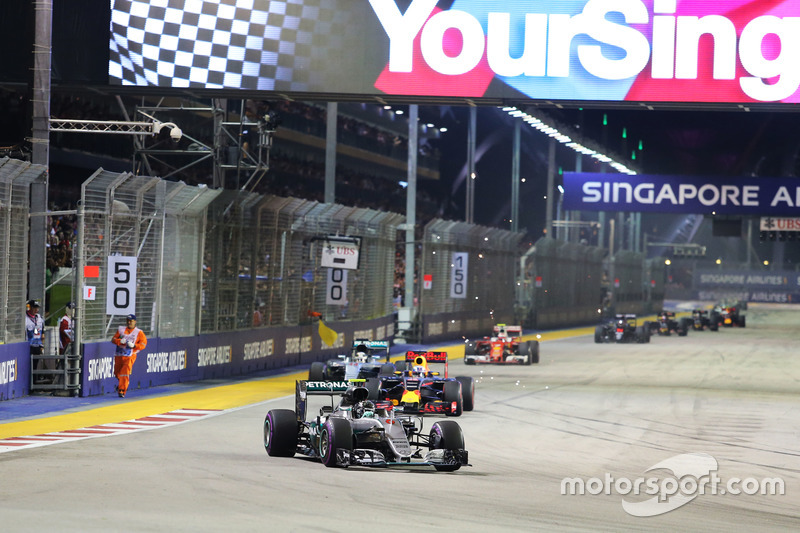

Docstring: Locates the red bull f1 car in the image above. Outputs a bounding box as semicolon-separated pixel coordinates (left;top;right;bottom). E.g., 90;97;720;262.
717;302;746;327
376;351;475;417
264;380;470;471
464;324;540;365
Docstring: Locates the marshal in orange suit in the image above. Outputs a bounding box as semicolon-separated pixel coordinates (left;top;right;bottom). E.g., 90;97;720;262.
111;314;147;398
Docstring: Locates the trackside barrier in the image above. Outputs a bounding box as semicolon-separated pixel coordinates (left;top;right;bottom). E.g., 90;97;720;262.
0;343;29;401
79;315;394;396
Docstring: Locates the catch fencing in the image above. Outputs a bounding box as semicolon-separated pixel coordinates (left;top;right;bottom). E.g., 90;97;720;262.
418;219;523;342
518;239;664;328
201;192;404;333
0;158;47;345
519;238;607;329
77;170;221;343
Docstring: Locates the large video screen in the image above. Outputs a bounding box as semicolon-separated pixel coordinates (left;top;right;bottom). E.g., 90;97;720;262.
109;0;800;104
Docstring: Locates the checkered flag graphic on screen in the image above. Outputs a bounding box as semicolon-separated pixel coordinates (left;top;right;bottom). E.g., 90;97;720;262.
109;0;349;90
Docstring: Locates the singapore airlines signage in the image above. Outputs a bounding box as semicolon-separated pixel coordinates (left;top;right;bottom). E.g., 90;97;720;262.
110;0;800;104
564;173;800;215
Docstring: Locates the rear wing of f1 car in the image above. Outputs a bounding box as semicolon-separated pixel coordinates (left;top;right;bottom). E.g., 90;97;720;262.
492;324;522;338
405;350;449;377
352;339;391;362
295;379;368;423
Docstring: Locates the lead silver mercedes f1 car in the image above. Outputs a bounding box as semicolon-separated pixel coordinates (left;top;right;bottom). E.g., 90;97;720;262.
264;380;470;471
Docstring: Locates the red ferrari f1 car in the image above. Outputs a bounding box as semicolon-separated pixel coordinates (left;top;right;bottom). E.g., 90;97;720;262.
463;324;539;365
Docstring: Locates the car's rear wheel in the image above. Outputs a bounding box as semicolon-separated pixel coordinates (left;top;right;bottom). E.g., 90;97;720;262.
594;326;604;343
443;380;463;417
464;341;477;364
309;361;325;381
379;363;395;377
319;417;352;467
430;420;464;472
635;326;647;343
264;409;298;457
528;340;540;364
455;376;474;411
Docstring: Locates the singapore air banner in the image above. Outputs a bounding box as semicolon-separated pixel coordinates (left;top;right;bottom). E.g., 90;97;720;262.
110;0;800;104
563;172;800;215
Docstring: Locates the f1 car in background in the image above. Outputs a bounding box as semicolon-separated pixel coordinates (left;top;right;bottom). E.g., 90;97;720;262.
308;339;394;381
650;311;691;336
377;351;475;416
264;380;470;471
717;301;746;327
595;314;651;343
464;324;539;365
691;309;720;331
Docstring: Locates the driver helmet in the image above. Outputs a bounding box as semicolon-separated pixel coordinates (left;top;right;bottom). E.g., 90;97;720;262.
357;400;375;418
411;356;428;375
355;351;369;363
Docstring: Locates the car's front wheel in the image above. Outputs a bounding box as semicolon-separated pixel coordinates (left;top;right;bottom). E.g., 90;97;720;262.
319;417;352;467
430;420;464;472
594;326;604;343
309;361;325;381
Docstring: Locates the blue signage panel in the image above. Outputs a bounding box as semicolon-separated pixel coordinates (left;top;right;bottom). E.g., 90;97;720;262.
564;173;800;215
0;343;29;401
78;316;395;397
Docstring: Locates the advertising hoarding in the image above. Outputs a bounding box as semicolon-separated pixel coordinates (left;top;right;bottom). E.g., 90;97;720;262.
109;0;800;105
563;172;800;215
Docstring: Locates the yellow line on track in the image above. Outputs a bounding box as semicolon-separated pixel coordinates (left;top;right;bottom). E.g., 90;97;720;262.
0;372;305;439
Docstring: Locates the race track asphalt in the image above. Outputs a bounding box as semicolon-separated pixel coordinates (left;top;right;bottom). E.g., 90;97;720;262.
2;305;798;532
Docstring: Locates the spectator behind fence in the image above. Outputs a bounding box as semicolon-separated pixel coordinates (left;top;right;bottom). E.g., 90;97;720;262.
26;300;47;383
59;302;75;355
